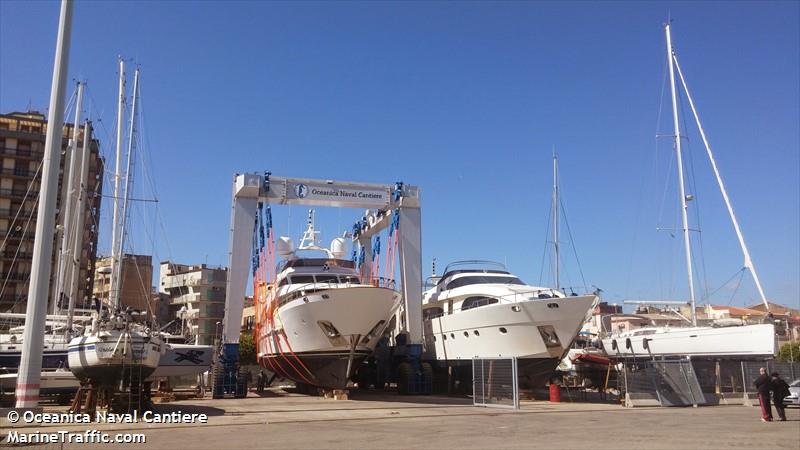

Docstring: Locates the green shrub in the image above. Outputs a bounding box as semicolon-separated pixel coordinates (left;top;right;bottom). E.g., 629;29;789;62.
238;331;257;365
777;341;800;362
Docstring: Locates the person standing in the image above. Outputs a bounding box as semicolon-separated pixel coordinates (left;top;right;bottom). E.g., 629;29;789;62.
771;372;790;422
754;367;773;422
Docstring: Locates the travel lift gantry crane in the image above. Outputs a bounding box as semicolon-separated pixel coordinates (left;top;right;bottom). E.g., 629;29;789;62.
213;173;429;398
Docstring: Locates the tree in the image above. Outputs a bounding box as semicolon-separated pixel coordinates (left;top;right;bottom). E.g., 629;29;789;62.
238;331;257;365
777;341;800;362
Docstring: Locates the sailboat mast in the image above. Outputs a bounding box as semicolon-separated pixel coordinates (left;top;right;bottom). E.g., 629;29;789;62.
16;0;73;409
113;67;140;310
54;81;83;316
671;55;771;312
665;23;697;326
110;59;125;310
66;119;93;335
552;151;560;291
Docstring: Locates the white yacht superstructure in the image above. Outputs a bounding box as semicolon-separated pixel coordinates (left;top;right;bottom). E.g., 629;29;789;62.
422;261;597;387
256;212;401;389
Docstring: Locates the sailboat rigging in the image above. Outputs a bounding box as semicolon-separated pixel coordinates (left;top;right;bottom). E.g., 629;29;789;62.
601;23;776;359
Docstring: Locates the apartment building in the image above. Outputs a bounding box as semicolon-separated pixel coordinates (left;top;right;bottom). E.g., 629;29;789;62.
0;111;103;314
159;262;227;345
92;254;153;312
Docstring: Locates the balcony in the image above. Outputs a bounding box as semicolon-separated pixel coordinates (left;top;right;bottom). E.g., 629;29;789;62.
2;230;37;241
0;188;39;199
0;208;35;219
1;271;30;282
1;250;33;261
0;167;39;178
0;146;44;159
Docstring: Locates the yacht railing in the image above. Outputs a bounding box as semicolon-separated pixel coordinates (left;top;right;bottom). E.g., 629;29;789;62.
277;277;397;306
425;287;595;318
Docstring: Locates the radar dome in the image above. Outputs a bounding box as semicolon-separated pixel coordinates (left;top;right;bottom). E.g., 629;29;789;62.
277;236;295;257
330;238;347;259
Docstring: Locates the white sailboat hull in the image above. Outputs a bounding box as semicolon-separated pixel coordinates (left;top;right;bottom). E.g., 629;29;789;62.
0;370;79;395
150;344;213;378
68;330;163;386
601;323;776;359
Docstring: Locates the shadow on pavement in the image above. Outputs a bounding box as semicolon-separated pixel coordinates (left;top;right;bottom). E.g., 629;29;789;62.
155;403;226;417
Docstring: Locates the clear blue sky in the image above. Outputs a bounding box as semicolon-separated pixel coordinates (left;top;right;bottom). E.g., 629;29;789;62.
1;1;798;309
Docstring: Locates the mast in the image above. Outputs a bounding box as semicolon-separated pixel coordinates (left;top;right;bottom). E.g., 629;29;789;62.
552;150;560;291
665;23;697;326
113;66;139;310
671;55;770;312
16;0;73;409
54;81;83;317
66;119;93;334
109;58;125;310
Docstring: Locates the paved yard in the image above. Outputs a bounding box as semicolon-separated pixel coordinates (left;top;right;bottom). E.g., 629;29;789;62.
2;390;798;449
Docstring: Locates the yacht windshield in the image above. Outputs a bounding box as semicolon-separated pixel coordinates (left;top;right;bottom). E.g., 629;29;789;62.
287;274;362;286
446;275;525;290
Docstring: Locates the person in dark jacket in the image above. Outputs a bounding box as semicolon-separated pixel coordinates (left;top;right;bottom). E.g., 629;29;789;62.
754;367;773;422
771;372;790;422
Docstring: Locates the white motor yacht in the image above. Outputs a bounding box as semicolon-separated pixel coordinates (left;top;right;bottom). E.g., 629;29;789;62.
422;261;597;388
256;212;401;389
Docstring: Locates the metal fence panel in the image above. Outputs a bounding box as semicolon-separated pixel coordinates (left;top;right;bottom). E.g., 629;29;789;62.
623;358;706;407
472;358;519;409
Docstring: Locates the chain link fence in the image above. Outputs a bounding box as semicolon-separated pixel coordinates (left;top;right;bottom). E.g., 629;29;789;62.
621;359;800;407
473;358;519;409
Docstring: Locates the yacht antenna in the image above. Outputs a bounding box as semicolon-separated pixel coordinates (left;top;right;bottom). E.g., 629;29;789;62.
671;53;770;312
299;209;320;249
666;23;697;326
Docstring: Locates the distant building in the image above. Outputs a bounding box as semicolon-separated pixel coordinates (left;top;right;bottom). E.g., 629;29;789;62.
242;295;255;331
747;302;800;343
582;302;623;336
0;111;104;314
92;254;153;311
159;262;226;345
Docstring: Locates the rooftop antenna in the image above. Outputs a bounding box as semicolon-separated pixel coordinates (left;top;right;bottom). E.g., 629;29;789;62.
431;257;437;277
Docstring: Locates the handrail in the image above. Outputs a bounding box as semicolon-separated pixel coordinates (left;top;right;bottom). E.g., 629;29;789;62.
425;288;595;318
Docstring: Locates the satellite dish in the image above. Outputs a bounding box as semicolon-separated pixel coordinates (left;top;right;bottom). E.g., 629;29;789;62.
330;238;347;259
277;236;294;257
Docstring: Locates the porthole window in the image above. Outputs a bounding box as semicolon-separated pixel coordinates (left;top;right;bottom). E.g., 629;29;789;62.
442;334;447;341
450;333;455;339
433;335;437;342
499;327;508;334
463;331;469;337
474;330;480;336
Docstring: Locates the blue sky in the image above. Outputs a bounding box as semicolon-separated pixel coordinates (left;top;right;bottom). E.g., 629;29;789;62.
1;1;798;309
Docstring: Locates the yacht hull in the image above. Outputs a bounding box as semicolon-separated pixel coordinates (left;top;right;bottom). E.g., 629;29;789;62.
68;332;162;387
258;286;400;389
0;370;79;395
150;344;213;379
422;294;596;388
423;295;597;361
600;323;776;359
